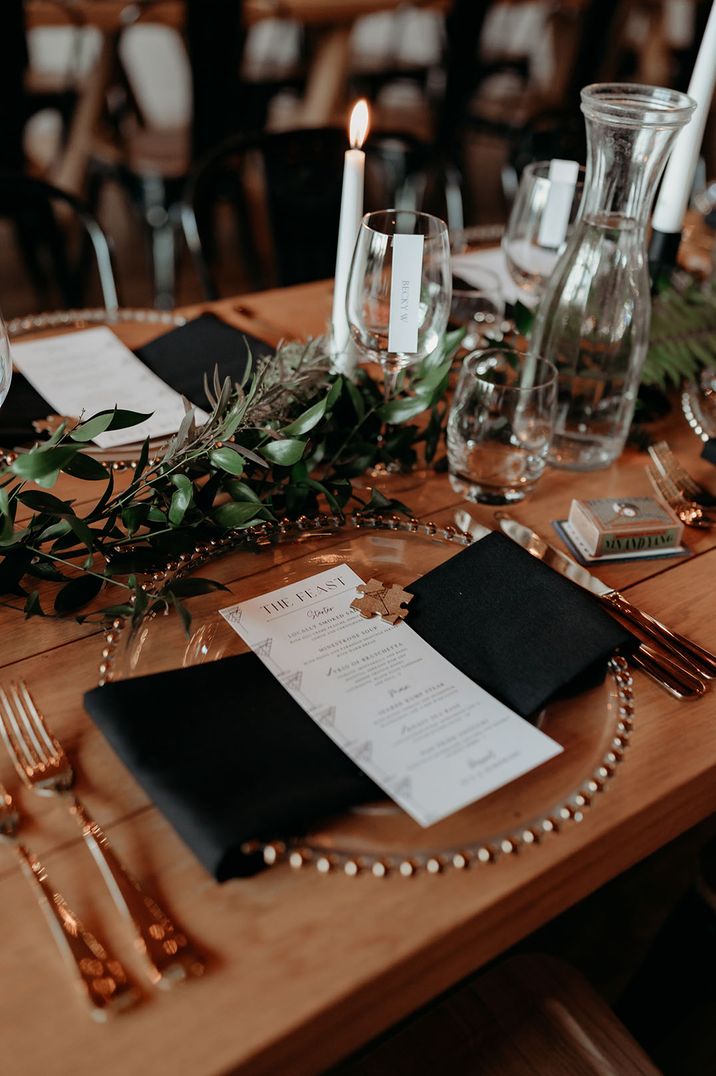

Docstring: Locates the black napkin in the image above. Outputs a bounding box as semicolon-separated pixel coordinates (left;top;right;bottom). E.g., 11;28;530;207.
86;656;379;880
134;313;273;405
406;532;632;718
85;532;633;881
0;314;272;445
701;439;716;467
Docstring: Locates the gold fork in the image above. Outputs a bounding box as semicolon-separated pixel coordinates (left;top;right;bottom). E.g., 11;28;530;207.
0;682;205;989
648;441;716;509
646;463;714;529
0;780;139;1020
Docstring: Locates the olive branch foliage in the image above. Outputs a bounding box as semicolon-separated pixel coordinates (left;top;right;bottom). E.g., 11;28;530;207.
0;331;463;627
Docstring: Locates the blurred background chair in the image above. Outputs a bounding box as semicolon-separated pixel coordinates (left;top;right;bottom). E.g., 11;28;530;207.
4;0;715;318
181;125;455;298
0;173;119;312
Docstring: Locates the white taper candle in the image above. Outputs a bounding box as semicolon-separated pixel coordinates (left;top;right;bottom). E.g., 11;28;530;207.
652;0;716;234
331;100;369;376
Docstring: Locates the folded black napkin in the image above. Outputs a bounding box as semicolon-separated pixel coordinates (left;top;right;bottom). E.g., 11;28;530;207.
1;314;272;445
701;439;716;467
85;532;633;881
406;532;632;717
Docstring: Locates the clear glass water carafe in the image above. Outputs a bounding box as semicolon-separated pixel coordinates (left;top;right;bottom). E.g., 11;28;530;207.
530;84;695;470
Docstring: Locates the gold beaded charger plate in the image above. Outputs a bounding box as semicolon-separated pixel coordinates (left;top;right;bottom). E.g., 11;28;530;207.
682;365;716;442
102;516;634;878
6;308;187;466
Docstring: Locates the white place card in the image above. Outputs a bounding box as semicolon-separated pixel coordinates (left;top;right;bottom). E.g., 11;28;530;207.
388;233;424;353
537;158;580;250
220;564;562;828
11;326;209;449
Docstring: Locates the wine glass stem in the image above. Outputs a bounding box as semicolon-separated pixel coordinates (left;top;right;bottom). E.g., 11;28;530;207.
382;359;401;403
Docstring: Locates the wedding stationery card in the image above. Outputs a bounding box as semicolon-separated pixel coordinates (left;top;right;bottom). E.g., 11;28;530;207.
11;327;209;448
388;233;424;353
537;158;580;249
220;565;562;827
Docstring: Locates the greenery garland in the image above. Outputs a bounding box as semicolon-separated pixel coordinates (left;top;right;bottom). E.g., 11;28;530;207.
0;331;463;625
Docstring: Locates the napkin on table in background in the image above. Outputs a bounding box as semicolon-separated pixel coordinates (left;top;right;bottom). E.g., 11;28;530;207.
0;313;271;445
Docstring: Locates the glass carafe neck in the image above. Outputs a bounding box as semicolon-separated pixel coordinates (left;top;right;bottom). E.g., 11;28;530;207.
578;83;695;230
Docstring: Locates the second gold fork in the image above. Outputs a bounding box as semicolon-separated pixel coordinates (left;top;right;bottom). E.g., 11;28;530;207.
0;681;205;989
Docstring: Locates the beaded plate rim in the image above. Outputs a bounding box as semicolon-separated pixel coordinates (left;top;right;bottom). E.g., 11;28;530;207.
98;513;634;879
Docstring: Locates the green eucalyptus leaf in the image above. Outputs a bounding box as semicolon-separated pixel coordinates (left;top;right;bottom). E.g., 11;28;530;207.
260;439;305;466
62;452;109;481
325;377;343;409
378;396;430;423
213;500;264;529
168;474;194;526
209;446;246;476
170;592;191;637
70;408;152;442
38;519;72;544
23;591;46;619
281;396;327;436
345;378;365;421
225;480;262;503
133;438;150;482
54;574;104;615
11;446;78;481
68;516;96;551
122;504;149;535
0;487;14;543
17;491;75;516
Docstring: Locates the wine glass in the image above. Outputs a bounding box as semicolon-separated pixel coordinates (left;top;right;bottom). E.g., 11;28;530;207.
0;310;12;410
346;209;451;474
450;266;505;351
502;161;584;299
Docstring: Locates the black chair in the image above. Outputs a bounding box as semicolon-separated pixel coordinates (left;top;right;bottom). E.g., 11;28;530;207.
181;126;444;299
0;174;119;313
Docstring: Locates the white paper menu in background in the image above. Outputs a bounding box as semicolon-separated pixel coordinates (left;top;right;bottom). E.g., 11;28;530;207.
388;233;424;353
11;327;209;449
220;564;562;828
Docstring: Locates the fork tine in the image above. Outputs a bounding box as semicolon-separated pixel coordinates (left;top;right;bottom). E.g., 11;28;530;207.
16;681;63;763
0;686;39;779
650;441;702;497
10;683;53;766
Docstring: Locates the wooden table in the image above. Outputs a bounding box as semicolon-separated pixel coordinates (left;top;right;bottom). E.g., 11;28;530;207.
2;280;716;1075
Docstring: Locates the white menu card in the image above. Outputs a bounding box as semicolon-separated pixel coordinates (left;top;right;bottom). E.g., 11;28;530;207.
220;564;562;827
11;327;209;449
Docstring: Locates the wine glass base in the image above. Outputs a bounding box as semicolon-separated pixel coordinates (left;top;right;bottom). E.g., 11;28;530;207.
356;462;428;496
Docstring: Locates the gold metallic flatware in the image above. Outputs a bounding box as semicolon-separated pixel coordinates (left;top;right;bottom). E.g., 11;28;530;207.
648;441;716;508
0;781;138;1020
0;682;205;989
495;512;716;691
455;509;706;700
646;463;714;529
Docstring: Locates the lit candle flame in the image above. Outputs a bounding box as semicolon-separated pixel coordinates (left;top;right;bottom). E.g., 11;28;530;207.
349;99;370;149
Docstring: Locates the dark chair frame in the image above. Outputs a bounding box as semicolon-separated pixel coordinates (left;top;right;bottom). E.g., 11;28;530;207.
0;173;119;312
181;126;451;301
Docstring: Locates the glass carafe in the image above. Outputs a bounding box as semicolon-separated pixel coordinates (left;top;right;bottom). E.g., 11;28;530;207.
530;84;695;470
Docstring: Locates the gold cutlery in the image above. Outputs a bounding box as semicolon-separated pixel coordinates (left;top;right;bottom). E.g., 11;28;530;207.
454;509;706;699
648;441;716;508
646;463;714;529
0;781;138;1020
0;682;205;989
494;513;716;690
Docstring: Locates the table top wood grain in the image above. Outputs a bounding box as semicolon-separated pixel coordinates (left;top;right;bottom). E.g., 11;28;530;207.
1;281;715;1075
